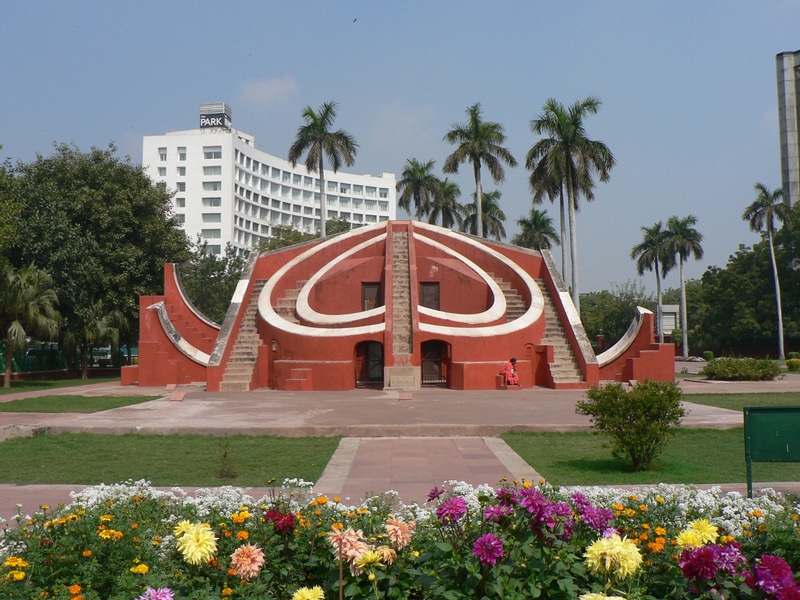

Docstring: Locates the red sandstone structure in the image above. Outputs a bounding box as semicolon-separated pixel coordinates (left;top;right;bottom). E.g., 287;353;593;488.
122;221;674;391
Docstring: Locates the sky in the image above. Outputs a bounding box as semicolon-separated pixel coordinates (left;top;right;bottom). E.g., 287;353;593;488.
2;1;799;294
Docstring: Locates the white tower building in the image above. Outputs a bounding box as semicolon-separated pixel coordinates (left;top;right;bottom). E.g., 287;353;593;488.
143;103;397;254
777;51;800;207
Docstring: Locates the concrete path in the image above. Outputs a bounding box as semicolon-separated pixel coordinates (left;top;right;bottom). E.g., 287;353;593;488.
1;368;799;522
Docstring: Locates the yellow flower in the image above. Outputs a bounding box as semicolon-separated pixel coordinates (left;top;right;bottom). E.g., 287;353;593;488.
176;522;218;565
173;520;193;537
315;496;328;505
3;557;30;568
584;534;642;580
222;588;233;597
293;585;325;600
6;571;26;582
655;526;667;536
675;529;704;550
237;530;249;540
523;481;533;488
99;514;114;523
130;564;149;574
688;519;718;545
580;594;627;600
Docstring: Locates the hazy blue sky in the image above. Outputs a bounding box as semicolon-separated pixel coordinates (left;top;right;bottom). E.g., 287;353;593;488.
3;1;799;293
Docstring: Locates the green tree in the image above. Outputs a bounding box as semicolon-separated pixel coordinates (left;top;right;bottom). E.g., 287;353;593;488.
0;152;20;268
580;281;654;348
258;225;316;251
397;158;440;220
630;221;675;344
428;178;464;230
743;183;790;359
461;190;507;241
325;216;353;236
288;101;358;238
526;97;615;313
10;143;189;354
63;297;125;380
180;242;246;325
443;103;517;239
0;264;60;387
512;207;560;251
666;215;704;358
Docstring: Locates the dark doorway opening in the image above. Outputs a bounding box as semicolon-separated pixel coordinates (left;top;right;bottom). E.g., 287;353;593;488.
420;282;440;310
421;340;450;386
362;283;381;311
355;341;384;387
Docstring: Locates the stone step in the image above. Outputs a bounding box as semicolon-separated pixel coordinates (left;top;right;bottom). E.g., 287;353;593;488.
220;381;249;392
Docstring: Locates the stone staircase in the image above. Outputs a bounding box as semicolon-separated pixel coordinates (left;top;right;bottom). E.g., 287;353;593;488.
220;280;266;391
274;280;307;324
490;276;527;321
535;278;583;384
392;232;412;357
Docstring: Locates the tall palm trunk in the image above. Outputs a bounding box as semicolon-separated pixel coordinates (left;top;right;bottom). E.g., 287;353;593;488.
566;179;580;313
559;186;567;281
655;259;664;345
4;335;13;389
679;258;689;358
767;229;785;359
473;161;483;237
318;155;327;238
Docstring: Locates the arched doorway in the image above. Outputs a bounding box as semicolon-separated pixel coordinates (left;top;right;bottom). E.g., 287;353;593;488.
421;340;450;387
355;341;384;387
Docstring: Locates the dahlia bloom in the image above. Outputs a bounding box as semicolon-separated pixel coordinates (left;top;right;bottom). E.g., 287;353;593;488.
752;554;799;597
427;485;445;501
579;594;626;600
687;519;719;545
584;534;643;580
136;587;175;600
264;508;296;534
436;496;468;524
679;545;719;581
472;533;504;566
484;503;513;523
292;586;325;600
384;517;415;550
230;543;265;580
175;522;218;565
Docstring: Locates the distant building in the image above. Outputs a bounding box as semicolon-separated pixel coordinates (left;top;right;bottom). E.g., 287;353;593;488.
777;51;800;207
142;103;397;254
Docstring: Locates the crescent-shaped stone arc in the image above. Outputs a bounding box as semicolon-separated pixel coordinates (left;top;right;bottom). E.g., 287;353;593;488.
258;223;387;337
147;301;211;365
596;306;651;366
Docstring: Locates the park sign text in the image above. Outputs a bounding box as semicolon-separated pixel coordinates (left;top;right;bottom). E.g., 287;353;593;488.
200;113;231;129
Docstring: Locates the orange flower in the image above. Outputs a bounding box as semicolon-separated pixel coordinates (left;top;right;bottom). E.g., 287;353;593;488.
81;550;92;557
237;530;249;541
69;584;82;595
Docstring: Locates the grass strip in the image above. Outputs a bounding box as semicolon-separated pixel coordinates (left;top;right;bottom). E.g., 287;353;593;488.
502;428;800;487
0;377;120;395
682;392;800;412
0;432;341;487
0;395;160;413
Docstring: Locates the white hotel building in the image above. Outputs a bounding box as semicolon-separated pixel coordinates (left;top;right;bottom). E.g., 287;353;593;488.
142;103;397;254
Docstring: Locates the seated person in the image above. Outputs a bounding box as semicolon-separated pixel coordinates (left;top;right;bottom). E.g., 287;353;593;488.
500;357;520;386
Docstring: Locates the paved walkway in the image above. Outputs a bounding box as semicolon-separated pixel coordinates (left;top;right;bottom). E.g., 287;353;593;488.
1;369;799;522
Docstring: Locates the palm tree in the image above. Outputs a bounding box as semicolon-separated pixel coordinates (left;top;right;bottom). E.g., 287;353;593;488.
397;158;440;220
288;101;358;238
443;103;517;239
743;183;790;359
630;221;675;344
65;297;126;380
0;264;59;388
512;207;560;251
526;97;615;313
666;215;704;358
461;190;507;241
428;178;464;230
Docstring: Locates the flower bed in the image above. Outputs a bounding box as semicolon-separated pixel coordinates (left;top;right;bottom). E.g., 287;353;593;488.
1;479;799;599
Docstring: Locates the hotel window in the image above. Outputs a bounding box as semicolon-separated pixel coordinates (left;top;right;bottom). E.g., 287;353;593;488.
379;188;389;198
271;167;281;179
253;160;259;172
158;167;166;176
203;146;222;159
366;186;376;197
201;229;221;239
203;166;222;176
293;174;302;185
176;214;185;224
176;198;186;208
203;181;222;191
202;213;221;223
379;201;389;212
177;166;186;176
178;147;186;161
353;184;363;194
340;183;350;194
177;182;186;192
365;199;377;210
207;245;221;255
158;147;167;161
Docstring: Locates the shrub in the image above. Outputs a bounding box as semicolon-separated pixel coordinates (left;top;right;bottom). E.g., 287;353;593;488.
576;380;686;471
699;357;783;381
702;350;714;361
787;351;800;360
787;358;800;372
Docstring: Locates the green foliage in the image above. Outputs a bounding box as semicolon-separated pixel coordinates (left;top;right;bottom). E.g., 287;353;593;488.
8;143;189;353
512;207;560;250
702;350;714;361
179;241;245;324
0;394;157;413
787;359;800;372
258;225;316;251
580;280;654;347
699;357;783;381
788;351;800;360
576;380;686;471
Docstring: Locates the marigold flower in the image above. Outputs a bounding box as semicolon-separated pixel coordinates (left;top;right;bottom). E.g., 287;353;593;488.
6;571;26;582
230;543;265;580
175;522;218;565
293;586;325;600
82;550;92;557
655;526;667;536
130;564;150;574
221;588;233;597
69;584;82;595
236;530;249;540
385;518;415;550
4;557;30;568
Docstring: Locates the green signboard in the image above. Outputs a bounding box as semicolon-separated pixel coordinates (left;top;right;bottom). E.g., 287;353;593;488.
743;406;800;497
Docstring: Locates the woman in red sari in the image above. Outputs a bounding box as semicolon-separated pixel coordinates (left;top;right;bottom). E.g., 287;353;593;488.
500;357;520;385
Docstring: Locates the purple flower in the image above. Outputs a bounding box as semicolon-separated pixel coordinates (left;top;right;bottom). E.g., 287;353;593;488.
570;491;590;512
680;545;719;581
472;533;504;566
436;496;468;524
495;486;519;506
137;588;175;600
715;543;747;575
582;505;614;532
753;554;797;597
427;485;445;502
517;487;550;517
484;504;513;523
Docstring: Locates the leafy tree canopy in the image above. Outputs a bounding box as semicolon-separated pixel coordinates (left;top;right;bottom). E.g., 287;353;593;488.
580;281;654;348
179;241;246;325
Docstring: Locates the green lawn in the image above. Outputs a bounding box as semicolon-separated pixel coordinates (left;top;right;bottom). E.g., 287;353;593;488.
0;377;120;395
683;391;800;412
0;433;341;487
0;395;160;413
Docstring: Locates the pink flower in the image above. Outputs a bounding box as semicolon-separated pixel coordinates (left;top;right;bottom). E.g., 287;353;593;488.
473;533;504;566
326;527;368;563
136;588;174;600
436;497;468;524
680;545;719;581
230;543;265;580
385;518;415;550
